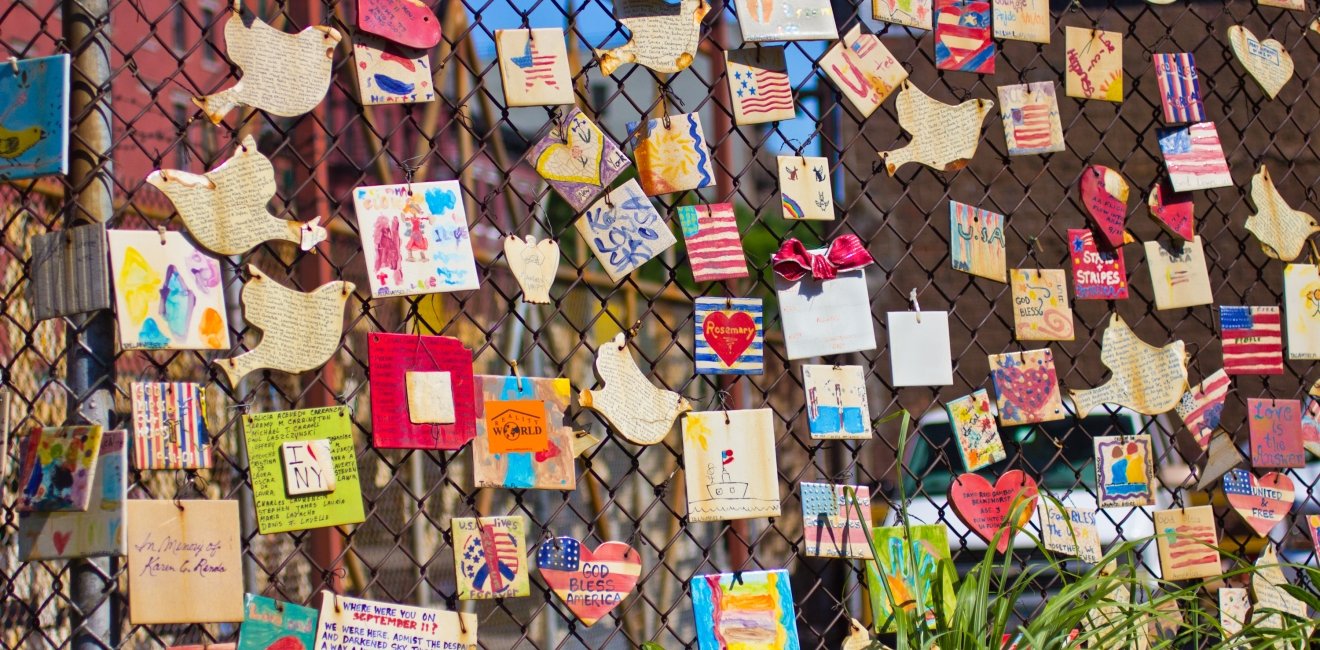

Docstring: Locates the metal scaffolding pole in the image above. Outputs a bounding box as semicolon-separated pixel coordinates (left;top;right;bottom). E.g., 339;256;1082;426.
63;0;116;647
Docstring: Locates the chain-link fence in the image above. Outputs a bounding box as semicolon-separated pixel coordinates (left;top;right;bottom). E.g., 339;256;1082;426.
1;0;1319;647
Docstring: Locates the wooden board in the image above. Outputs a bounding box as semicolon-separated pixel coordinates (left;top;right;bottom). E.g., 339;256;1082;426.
695;297;764;375
682;409;781;522
1065;27;1123;102
1094;435;1155;508
352;33;435;105
18;430;126;560
537;537;642;625
131;382;210;470
126;499;244;624
0;54;68;180
944;389;1006;471
353;180;479;297
629;112;714;196
725;47;796;124
1010;268;1074;341
690;570;801;649
800;483;872;559
803;364;872;440
1145;237;1213;310
473;375;575;490
496;28;573;107
452;515;529;600
1247;398;1305;467
998;82;1065;155
1153;505;1221;580
950;200;1006;281
677;203;748;283
949;470;1038;553
147;135;327;256
107;230;230;351
575;180;676;282
1245;165;1319;261
1228;26;1293;99
596;0;708;74
820;25;907;118
779;156;834;221
504;235;558;303
989;349;1066;425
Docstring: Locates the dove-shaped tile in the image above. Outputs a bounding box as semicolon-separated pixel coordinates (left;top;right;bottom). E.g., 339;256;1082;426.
879;82;993;175
1245;165;1320;261
595;0;708;75
1069;313;1188;416
146;135;326;256
217;265;353;386
579;333;691;445
194;12;341;123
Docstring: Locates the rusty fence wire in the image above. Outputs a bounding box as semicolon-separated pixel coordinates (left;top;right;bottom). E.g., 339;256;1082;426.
1;0;1320;647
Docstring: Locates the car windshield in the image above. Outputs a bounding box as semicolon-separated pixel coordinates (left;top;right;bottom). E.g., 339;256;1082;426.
899;413;1144;497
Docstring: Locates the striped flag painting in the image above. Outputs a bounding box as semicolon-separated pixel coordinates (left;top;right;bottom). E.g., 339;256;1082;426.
935;0;995;74
725;47;796;124
1174;368;1230;449
998;82;1065;155
678;203;748;283
1220;306;1284;375
1153;506;1221;580
1153;53;1205;123
130;381;209;470
801;483;873;559
1157;122;1233;192
695;297;763;375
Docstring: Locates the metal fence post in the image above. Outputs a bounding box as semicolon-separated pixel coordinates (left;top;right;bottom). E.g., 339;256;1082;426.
63;0;116;647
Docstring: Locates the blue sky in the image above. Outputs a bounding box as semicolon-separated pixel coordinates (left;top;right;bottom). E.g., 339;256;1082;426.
464;1;827;155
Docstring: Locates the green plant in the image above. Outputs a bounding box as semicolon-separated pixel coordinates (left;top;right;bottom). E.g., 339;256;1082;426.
850;410;1318;650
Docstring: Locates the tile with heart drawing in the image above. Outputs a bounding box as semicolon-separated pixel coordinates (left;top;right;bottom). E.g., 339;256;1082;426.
528;106;631;212
1223;469;1295;537
537;537;641;626
988;349;1065;425
695;297;763;375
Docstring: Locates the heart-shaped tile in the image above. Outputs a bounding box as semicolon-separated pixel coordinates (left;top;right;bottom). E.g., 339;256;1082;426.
1147;181;1195;241
357;0;441;50
1080;165;1129;248
1223;469;1295;537
1228;26;1293;99
949;470;1039;553
52;530;71;555
702;310;757;367
537;537;642;626
536;131;605;186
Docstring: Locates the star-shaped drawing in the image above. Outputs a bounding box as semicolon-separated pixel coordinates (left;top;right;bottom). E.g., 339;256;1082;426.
1069;313;1188;417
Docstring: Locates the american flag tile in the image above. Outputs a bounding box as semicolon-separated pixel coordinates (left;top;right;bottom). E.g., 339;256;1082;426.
1153;53;1205;123
725;46;796;125
678;204;747;283
496;29;573;107
998;82;1065;155
1158;122;1232;192
1220;306;1283;375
